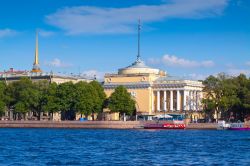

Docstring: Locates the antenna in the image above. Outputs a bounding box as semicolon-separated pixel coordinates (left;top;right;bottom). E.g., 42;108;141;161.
137;18;141;61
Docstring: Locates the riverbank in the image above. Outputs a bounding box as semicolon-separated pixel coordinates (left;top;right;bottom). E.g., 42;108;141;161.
0;121;141;129
0;121;218;129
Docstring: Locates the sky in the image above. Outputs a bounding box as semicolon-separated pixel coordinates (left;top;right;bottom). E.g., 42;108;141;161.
0;0;250;80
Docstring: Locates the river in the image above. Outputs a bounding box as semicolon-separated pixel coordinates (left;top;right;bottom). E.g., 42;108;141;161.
0;129;250;165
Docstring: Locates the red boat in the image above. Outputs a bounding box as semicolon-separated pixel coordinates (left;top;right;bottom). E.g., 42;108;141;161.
144;123;185;129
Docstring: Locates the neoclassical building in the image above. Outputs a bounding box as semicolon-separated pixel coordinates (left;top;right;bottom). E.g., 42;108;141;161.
104;57;204;121
103;21;204;120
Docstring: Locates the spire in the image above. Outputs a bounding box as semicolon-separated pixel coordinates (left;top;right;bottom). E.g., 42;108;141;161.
34;30;39;65
137;18;141;62
32;30;42;73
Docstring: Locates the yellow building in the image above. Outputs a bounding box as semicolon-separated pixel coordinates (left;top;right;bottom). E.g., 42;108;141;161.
104;20;204;121
104;57;204;121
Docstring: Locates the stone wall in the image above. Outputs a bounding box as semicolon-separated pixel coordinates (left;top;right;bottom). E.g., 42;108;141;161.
0;121;142;129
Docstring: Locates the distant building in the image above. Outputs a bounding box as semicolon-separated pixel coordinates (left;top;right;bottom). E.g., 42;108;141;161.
103;21;204;121
0;69;92;84
0;32;94;121
0;32;93;84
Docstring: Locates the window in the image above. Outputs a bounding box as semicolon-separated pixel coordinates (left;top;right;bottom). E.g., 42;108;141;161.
130;91;136;98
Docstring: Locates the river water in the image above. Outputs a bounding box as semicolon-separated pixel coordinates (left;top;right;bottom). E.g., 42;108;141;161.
0;129;250;166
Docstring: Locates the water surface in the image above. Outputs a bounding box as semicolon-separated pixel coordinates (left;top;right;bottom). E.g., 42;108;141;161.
0;129;250;165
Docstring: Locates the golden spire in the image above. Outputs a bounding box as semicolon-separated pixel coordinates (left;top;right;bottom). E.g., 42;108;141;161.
32;30;42;73
35;31;39;65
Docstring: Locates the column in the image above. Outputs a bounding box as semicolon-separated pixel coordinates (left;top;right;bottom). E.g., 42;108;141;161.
163;91;167;111
170;90;173;111
193;91;197;111
183;90;187;111
157;91;160;111
177;90;180;111
198;91;203;111
187;90;191;111
194;91;198;111
191;91;194;111
152;91;154;112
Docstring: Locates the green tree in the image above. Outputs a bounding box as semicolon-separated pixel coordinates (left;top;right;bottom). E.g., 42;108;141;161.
0;101;5;117
0;81;7;117
203;73;249;122
41;82;60;120
5;78;41;120
108;86;135;117
33;80;50;120
57;82;76;120
202;98;216;122
219;78;240;119
89;81;106;119
75;81;98;119
14;102;27;116
231;74;250;121
203;75;222;122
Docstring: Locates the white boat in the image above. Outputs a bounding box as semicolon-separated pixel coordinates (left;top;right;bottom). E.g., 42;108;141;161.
217;120;230;130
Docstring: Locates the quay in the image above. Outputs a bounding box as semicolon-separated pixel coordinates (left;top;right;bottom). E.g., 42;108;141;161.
0;121;217;130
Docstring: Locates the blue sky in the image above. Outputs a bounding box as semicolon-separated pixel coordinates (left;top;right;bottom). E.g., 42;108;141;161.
0;0;250;80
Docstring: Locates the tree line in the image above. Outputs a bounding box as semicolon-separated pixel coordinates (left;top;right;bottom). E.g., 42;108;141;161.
0;78;135;120
202;73;250;122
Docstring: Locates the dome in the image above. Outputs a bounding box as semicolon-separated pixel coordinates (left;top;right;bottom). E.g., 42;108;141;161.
118;58;161;75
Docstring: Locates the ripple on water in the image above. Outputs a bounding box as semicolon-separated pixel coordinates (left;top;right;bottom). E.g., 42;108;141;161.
0;129;250;165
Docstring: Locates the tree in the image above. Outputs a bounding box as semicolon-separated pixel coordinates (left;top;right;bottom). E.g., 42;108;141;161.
108;86;135;117
202;75;221;122
41;82;61;120
231;74;250;121
0;81;7;117
0;101;5;117
75;81;98;119
218;78;240;120
14;102;27;118
89;81;107;119
32;80;50;120
203;73;250;122
202;98;216;122
57;82;76;120
7;78;41;120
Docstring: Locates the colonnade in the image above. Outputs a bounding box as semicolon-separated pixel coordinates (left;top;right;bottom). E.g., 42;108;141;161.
152;89;202;112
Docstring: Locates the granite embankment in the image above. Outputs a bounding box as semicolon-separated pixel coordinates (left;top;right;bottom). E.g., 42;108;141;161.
0;121;218;129
186;123;217;130
0;121;142;129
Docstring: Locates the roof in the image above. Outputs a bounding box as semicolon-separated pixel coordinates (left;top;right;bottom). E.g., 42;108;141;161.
124;58;151;69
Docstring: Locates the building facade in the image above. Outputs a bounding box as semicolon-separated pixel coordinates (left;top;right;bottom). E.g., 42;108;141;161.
104;58;204;121
0;32;93;121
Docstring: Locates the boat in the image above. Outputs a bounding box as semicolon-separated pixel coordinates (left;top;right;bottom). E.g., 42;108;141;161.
217;120;230;130
228;122;250;130
144;122;185;129
217;120;250;130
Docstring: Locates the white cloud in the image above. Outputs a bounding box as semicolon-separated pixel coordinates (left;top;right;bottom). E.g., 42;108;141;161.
46;0;228;34
0;29;18;38
148;54;215;68
81;70;107;80
246;61;250;66
187;73;209;80
38;29;55;37
227;68;250;76
44;58;72;68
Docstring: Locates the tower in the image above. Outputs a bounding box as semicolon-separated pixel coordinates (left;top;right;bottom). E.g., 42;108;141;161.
31;31;42;73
